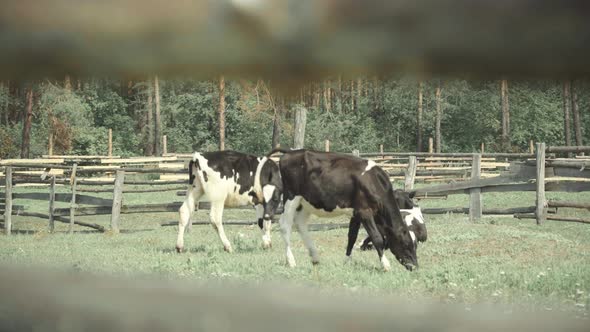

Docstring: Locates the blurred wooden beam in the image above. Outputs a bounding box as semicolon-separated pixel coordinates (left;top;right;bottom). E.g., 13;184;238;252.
0;0;589;89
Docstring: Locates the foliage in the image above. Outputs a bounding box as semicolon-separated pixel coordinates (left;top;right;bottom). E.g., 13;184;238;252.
1;77;589;157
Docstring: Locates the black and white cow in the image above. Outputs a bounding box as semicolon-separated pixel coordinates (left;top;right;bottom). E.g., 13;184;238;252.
176;151;283;253
270;148;419;271
358;189;426;252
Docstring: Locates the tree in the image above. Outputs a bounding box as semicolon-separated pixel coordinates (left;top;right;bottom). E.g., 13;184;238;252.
154;76;161;155
435;81;442;153
563;80;572;147
144;78;154;156
416;81;423;152
20;84;33;158
571;81;583;146
501;79;510;151
218;75;226;151
293;104;307;149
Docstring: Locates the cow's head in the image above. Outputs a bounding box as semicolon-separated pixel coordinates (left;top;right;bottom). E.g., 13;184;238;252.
393;190;427;243
251;157;283;222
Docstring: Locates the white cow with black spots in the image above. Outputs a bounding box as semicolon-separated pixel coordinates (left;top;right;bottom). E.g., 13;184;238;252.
176;151;282;253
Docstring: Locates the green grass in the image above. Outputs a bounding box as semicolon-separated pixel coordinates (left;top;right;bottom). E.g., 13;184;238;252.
1;185;590;315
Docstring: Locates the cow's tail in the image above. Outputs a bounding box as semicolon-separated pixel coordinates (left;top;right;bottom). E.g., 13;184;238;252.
266;147;293;158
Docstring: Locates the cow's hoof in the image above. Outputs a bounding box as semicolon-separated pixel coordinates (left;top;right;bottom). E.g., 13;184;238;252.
262;241;272;250
224;246;233;253
176;246;183;253
381;256;391;272
286;258;296;268
311;259;320;266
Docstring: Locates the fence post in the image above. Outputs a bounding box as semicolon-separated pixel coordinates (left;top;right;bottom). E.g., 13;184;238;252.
352;149;359;157
535;143;546;225
469;153;482;221
404;156;417;191
69;163;78;234
529;140;534;154
428;137;433;153
380;144;384;158
108;128;113;157
325;139;330;152
48;132;53;156
4;166;12;235
480;142;485;154
110;170;125;233
49;176;56;232
162;135;168;155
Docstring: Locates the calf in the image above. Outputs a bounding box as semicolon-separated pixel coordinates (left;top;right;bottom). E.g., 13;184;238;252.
176;151;282;253
357;189;426;251
270;149;418;271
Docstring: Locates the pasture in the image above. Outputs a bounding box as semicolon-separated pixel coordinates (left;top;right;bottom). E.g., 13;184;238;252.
1;185;589;317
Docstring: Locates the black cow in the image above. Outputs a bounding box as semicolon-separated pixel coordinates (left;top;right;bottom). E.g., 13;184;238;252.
176;151;282;253
357;189;427;251
269;148;418;271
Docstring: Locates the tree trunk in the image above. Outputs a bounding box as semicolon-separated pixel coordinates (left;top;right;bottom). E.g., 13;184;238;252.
356;77;362;109
571;81;583;147
20;84;34;158
144;78;154;156
563;80;572;147
218;75;226;151
337;76;343;113
416;81;423;152
501;79;510;151
154;75;162;156
350;80;355;112
271;98;282;149
0;81;5;126
64;75;72;91
435;81;442;153
323;80;332;113
293;105;307;149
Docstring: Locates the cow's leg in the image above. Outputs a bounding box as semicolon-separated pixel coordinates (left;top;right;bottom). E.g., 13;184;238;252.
176;185;202;253
293;209;318;265
361;217;391;271
279;198;300;267
209;200;233;253
256;204;272;249
345;215;362;258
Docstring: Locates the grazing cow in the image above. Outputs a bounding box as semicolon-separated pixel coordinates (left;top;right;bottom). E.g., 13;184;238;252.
270;148;418;271
176;151;283;253
358;189;426;251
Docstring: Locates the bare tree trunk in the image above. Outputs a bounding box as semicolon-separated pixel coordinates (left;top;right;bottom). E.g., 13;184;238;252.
64;75;72;91
571;81;583;147
356;77;362;108
350;80;355;112
501;79;510;151
337;76;343;113
20;85;33;158
293;105;307;149
144;78;154;156
0;81;5;126
77;79;81;91
218;75;226;151
416;81;423;152
435;81;442;153
271;98;282;149
563;80;572;147
154;75;162;156
323;80;332;113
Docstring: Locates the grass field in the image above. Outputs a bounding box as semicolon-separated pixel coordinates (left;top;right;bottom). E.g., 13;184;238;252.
1;183;589;317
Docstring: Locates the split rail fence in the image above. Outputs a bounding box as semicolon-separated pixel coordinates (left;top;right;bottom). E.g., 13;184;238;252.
1;144;590;235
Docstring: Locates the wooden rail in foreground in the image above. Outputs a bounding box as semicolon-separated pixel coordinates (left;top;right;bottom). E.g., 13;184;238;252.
0;264;586;332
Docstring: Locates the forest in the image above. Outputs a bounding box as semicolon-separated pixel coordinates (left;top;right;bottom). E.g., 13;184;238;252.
0;77;588;158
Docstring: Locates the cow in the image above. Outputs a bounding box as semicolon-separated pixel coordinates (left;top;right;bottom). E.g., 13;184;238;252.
269;148;419;271
176;151;283;253
357;189;426;252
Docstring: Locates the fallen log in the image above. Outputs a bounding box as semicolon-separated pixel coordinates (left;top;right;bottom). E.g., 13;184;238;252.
10;211;105;231
547;200;590;210
514;214;590;224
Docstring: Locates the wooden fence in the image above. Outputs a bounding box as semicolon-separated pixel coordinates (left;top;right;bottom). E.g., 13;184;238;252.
2;144;590;235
